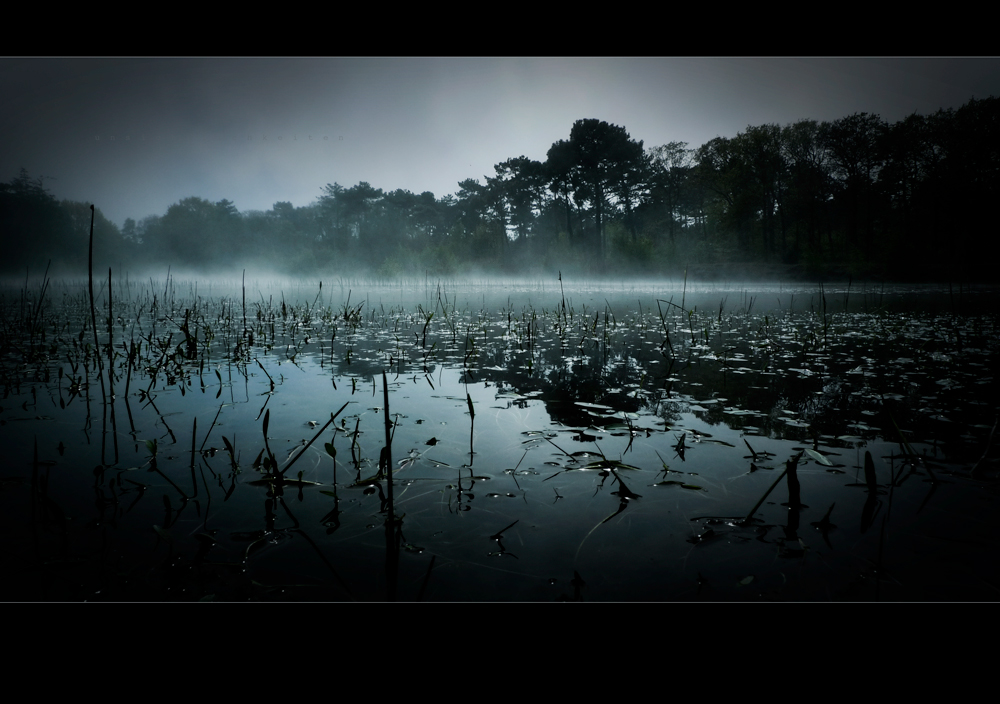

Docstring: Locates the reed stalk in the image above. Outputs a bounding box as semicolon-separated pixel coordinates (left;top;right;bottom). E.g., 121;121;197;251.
278;402;349;477
242;268;247;337
741;467;787;526
88;206;100;371
383;371;393;509
741;454;802;526
382;369;398;601
682;265;688;311
559;270;567;326
107;268;114;397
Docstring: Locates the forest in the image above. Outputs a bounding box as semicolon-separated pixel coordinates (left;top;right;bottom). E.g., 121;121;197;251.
3;95;998;281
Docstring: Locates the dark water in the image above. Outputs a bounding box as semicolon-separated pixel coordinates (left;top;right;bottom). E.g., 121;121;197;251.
2;278;998;601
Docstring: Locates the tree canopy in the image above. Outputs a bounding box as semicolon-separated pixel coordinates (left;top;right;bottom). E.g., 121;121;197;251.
4;96;999;281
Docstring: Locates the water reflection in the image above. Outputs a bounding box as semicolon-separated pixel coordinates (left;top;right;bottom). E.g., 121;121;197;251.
1;280;998;601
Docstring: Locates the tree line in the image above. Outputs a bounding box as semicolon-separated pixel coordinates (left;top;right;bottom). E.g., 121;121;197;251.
3;96;998;281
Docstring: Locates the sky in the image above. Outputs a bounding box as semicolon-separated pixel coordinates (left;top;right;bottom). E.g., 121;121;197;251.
3;56;999;229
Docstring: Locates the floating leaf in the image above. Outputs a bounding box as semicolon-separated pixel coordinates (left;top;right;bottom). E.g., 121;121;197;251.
574;402;614;410
581;460;640;471
655;480;702;490
804;448;833;466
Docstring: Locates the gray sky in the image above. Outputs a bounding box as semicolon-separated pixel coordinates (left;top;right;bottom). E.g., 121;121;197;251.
3;57;999;228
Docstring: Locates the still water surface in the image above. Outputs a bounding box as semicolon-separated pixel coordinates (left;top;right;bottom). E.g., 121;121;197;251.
2;278;998;600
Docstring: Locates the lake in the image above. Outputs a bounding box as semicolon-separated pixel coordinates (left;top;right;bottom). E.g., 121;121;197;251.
2;275;998;601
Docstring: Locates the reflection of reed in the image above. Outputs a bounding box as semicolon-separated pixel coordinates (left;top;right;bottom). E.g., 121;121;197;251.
4;278;999;601
382;370;398;601
740;452;803;527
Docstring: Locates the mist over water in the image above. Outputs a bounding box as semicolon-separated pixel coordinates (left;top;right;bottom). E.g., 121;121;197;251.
96;272;992;309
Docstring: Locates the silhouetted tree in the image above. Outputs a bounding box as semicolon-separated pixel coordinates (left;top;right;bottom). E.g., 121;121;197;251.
13;98;998;280
781;119;833;258
564;119;646;263
935;97;1000;273
694;136;757;256
0;169;67;272
146;197;220;268
493;156;546;247
544;139;580;247
734;124;786;258
820;112;888;255
647;142;693;246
